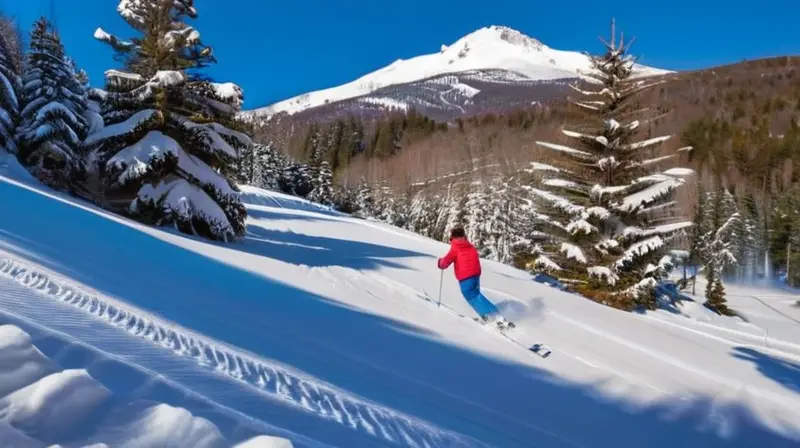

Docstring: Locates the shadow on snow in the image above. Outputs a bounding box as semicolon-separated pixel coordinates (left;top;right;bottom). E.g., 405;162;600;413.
733;347;800;394
241;222;422;271
0;180;798;447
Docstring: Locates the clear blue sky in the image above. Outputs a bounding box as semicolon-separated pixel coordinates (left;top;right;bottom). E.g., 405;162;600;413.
2;0;798;109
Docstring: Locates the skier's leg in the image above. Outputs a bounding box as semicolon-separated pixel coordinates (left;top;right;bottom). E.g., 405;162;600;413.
459;276;499;318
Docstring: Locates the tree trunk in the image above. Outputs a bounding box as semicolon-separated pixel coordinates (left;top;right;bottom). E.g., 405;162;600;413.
787;241;792;287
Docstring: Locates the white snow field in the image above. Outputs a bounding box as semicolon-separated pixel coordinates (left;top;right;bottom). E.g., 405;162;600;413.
1;156;800;447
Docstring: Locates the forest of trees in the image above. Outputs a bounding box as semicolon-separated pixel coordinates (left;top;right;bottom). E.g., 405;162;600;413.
243;31;800;313
0;1;250;241
4;4;800;314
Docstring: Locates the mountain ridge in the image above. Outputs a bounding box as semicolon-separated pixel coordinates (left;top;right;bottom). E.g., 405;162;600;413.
242;25;671;120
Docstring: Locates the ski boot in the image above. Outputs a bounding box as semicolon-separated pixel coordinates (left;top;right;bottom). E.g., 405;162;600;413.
483;313;515;331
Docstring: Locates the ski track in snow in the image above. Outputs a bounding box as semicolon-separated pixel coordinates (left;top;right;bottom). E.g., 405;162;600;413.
3;170;800;447
0;254;482;448
729;293;800;325
545;309;800;411
366;273;672;396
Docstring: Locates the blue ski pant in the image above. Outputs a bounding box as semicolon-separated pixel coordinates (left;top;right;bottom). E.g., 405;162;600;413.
459;275;499;318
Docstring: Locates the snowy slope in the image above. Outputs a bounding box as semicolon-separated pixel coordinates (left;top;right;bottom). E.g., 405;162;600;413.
245;26;671;118
0;316;293;447
1;158;800;446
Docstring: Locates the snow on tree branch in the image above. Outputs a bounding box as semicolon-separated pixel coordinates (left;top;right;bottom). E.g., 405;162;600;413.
620;135;672;152
561;242;588;264
535;140;594;160
588;266;619;285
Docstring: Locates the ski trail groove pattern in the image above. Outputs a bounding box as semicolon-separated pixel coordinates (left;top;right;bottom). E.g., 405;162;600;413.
0;256;478;448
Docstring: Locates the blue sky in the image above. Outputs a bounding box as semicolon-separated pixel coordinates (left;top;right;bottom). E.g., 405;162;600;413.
2;0;798;109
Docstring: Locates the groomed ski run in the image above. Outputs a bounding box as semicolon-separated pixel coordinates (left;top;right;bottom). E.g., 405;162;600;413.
0;167;800;447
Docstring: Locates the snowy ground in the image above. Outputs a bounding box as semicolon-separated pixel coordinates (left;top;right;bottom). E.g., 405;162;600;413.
1;154;799;447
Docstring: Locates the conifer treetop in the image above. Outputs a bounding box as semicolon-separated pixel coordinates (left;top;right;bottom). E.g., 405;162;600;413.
95;0;214;78
530;19;694;304
16;17;89;189
87;0;250;242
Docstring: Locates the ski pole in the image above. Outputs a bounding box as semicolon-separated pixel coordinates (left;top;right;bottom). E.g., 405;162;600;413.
437;270;444;307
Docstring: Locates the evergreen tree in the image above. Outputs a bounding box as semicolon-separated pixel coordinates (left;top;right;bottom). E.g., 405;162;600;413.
391;190;411;229
354;177;375;218
771;185;800;286
464;182;491;254
408;191;442;237
16;18;89;190
688;184;710;294
719;188;743;279
484;183;514;263
529;21;691;307
260;143;285;191
0;16;21;154
508;187;550;267
279;162;313;196
236;141;256;184
441;185;467;241
237;142;283;190
737;194;760;281
88;0;250;241
308;159;334;206
703;186;737;315
332;184;358;214
374;180;397;224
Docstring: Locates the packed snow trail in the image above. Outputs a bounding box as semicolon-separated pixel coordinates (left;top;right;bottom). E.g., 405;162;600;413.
1;172;800;447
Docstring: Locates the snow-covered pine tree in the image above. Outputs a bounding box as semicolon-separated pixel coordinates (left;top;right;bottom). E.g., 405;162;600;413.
0;16;21;154
772;185;800;286
719;188;743;279
308;159;334;206
464;181;491;254
704;189;737;315
497;168;553;268
438;184;467;242
280;161;313;197
260;144;286;191
354;177;375;219
374;180;397;224
408;191;440;237
87;0;250;241
332;183;358;214
496;180;540;265
237;142;282;190
461;179;515;263
75;67;104;138
16;18;89;190
392;190;411;229
687;184;711;294
736;194;762;281
529;21;692;307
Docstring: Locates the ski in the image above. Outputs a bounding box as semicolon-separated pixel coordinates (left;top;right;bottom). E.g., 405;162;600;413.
493;325;553;358
410;287;553;359
472;310;554;359
529;343;553;358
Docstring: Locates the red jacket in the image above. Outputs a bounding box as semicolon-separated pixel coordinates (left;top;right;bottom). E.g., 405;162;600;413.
438;238;481;281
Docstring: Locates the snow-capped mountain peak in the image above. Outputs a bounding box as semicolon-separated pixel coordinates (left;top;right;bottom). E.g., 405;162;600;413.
466;25;546;52
245;25;670;119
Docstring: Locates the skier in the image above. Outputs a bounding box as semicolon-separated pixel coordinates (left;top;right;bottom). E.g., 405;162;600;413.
437;227;513;329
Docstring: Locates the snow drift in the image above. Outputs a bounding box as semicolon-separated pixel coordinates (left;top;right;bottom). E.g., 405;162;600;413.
0;323;293;447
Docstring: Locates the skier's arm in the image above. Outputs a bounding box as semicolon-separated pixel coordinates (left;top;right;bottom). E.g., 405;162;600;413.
438;247;456;269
